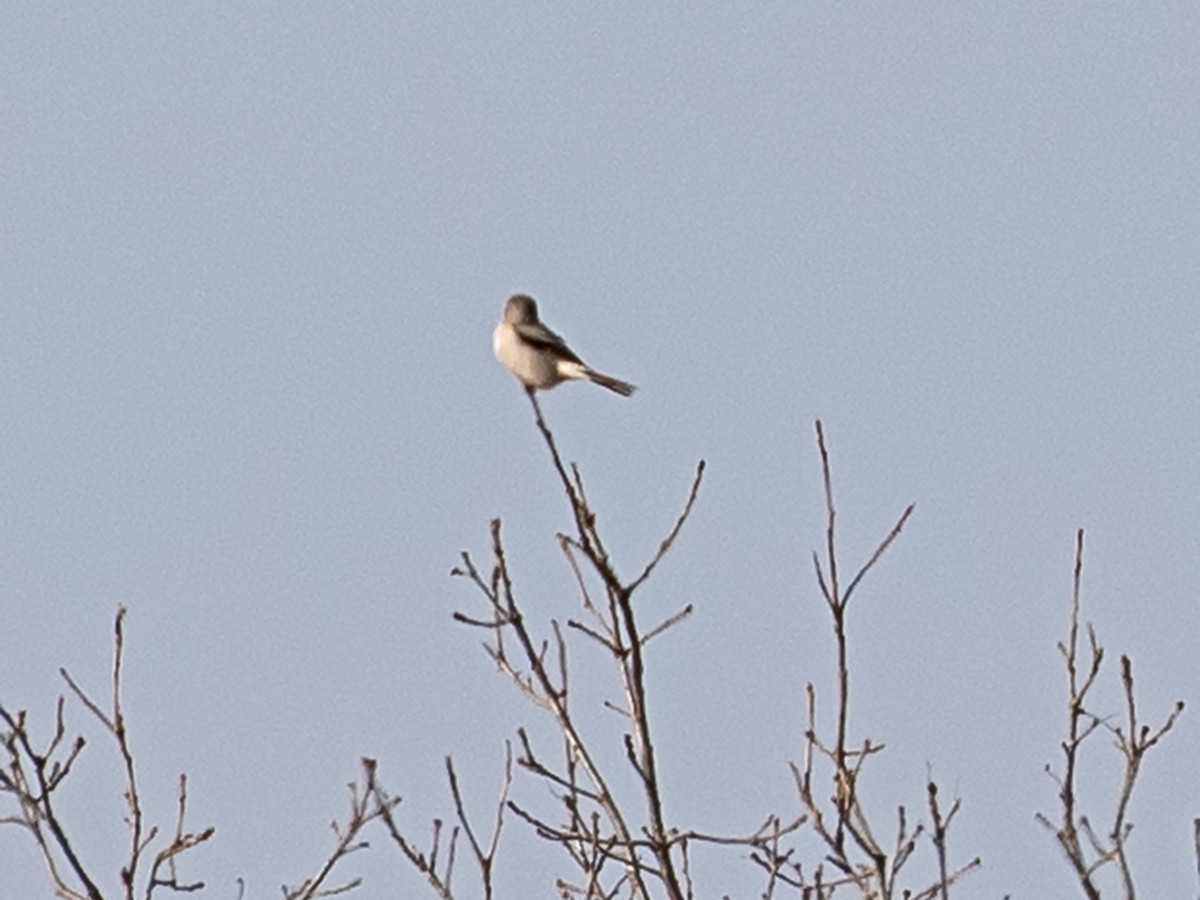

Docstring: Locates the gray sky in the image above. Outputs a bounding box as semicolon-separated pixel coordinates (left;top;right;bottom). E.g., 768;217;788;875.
4;3;1199;897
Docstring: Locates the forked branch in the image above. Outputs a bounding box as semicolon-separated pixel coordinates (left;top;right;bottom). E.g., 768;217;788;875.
1036;529;1184;899
1;607;214;900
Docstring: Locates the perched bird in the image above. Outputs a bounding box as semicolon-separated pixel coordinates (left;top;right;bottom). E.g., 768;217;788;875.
493;294;636;397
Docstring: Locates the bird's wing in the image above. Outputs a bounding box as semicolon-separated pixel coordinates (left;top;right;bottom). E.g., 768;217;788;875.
514;321;583;363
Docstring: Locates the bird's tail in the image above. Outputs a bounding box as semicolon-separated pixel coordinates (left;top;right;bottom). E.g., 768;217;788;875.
586;369;637;397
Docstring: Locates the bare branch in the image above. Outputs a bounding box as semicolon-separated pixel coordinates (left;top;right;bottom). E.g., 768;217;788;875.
1039;529;1184;899
628;461;706;593
284;759;391;900
3;608;212;900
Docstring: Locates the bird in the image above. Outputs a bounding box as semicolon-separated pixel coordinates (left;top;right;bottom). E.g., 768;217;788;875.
493;294;636;397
